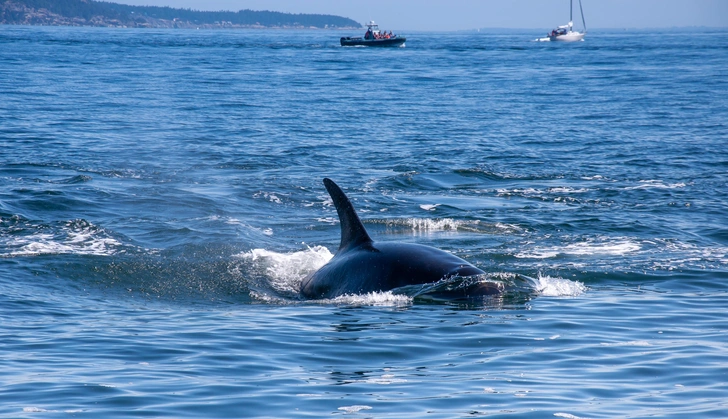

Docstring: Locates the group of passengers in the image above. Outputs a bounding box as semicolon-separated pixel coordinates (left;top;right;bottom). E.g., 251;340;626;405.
364;29;396;40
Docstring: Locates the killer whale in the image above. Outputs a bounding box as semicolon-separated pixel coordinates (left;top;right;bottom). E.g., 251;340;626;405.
300;178;501;299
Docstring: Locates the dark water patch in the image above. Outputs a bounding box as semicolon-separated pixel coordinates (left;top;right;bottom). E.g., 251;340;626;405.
52;175;93;184
44;247;253;306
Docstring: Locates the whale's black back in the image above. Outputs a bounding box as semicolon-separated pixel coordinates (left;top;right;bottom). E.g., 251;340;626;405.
300;178;487;299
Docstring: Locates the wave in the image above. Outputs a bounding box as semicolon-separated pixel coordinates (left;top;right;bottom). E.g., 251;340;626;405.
511;235;728;273
51;175;93;184
624;180;687;190
515;239;642;259
311;214;523;235
366;218;522;234
0;218;124;257
253;191;285;204
454;166;544;181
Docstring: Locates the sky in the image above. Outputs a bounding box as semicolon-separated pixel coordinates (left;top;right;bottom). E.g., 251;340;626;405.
110;0;728;31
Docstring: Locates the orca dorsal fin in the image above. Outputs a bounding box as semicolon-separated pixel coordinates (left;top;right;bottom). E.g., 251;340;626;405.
323;178;373;251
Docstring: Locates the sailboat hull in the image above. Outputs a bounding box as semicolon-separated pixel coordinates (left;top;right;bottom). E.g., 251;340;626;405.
549;32;585;42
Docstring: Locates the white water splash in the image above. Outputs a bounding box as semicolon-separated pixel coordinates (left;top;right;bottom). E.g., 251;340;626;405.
494;222;524;233
547;187;590;193
22;407;83;414
23;407;50;413
534;274;587;297
338;405;372;414
374;217;500;234
316;217;338;224
562;240;641;256
238;246;332;294
554;413;589;419
399;217;463;231
581;175;606;180
365;373;408;384
326;291;412;307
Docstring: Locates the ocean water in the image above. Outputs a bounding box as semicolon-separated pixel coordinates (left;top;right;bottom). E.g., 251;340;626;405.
1;25;727;418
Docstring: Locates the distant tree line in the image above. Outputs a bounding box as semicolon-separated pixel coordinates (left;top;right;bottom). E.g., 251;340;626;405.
13;0;122;20
2;0;362;28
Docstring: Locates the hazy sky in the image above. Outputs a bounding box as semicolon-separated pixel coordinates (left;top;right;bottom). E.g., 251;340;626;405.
111;0;728;31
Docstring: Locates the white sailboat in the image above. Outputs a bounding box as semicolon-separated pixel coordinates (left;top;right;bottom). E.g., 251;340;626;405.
539;0;587;42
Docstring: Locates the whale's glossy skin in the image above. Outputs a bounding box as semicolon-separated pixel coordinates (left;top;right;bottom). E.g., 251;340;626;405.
300;178;494;299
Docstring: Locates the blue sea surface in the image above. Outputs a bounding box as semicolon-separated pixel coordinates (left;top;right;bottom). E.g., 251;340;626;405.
1;26;727;418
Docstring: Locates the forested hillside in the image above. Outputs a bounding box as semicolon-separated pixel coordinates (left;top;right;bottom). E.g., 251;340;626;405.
1;0;361;28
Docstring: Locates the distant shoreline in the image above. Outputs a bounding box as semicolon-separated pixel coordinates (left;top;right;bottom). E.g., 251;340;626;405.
0;23;360;30
0;0;362;30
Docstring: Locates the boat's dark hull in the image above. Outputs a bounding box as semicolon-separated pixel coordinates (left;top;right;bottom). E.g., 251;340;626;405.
340;37;406;47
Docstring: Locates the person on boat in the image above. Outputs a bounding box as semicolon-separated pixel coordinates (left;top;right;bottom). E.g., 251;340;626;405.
365;28;373;40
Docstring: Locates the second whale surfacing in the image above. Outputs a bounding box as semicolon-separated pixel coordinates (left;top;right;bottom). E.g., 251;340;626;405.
300;178;503;300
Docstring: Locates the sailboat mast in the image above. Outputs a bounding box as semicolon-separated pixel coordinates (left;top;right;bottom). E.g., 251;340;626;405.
570;0;573;24
579;0;587;33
